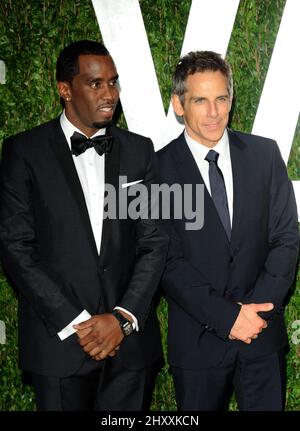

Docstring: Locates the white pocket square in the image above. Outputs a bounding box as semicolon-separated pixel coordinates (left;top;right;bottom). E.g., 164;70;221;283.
121;179;144;188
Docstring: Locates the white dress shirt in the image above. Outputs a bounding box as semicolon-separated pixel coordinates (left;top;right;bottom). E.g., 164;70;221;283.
57;111;137;340
184;129;233;225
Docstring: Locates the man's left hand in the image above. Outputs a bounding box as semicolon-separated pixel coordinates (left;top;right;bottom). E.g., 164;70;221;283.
73;313;124;360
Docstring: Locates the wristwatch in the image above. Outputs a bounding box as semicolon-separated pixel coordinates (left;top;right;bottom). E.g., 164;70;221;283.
112;310;134;336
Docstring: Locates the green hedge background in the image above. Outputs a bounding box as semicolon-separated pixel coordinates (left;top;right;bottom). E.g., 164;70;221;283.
0;0;299;410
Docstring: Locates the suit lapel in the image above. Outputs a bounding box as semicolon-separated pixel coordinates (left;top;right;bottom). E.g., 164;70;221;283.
172;132;205;186
99;127;120;266
172;133;229;244
228;129;247;246
49;118;99;260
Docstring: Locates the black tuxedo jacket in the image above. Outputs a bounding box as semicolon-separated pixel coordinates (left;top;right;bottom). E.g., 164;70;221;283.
0;117;168;377
158;129;299;369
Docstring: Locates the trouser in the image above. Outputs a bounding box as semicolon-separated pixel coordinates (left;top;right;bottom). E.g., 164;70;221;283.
171;347;286;411
31;355;160;411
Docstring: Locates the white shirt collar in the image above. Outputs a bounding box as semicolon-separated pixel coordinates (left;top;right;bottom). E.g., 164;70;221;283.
60;110;106;150
184;128;230;162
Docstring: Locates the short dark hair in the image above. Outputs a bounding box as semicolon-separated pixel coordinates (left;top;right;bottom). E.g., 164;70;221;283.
172;51;233;104
56;40;110;83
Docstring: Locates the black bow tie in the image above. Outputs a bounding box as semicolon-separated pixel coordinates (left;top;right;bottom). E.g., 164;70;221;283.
70;131;113;157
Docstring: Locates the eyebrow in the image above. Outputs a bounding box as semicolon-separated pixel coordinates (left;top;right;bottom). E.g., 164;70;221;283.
190;96;205;101
88;74;119;82
190;94;229;101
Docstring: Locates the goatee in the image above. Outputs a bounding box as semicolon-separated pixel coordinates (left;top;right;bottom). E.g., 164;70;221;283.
92;120;113;130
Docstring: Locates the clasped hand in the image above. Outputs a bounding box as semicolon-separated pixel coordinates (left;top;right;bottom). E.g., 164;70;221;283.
229;302;274;344
73;313;124;361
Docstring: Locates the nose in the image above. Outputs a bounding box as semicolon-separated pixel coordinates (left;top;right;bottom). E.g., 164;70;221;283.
207;101;218;118
102;83;117;102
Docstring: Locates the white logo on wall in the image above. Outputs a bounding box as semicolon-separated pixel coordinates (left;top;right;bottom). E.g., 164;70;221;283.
0;60;6;84
92;0;299;217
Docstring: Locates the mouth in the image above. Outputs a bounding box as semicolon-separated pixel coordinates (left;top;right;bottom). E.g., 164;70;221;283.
204;122;221;130
97;104;116;113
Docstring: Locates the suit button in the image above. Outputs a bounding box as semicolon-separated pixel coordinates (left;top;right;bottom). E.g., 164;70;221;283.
98;267;109;275
229;256;234;263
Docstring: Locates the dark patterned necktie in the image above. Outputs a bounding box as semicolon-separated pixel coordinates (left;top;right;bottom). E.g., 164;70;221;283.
70;131;112;156
205;149;231;240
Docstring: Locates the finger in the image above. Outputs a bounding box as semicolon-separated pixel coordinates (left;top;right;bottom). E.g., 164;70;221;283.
81;341;99;354
262;320;268;329
77;327;92;335
79;332;105;347
73;321;94;330
93;354;104;361
95;350;109;360
251;334;258;340
108;345;120;356
244;338;252;344
252;303;274;312
76;327;92;340
78;334;95;347
89;345;107;357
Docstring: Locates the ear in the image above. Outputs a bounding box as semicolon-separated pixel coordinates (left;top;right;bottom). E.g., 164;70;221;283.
57;81;72;103
171;95;185;117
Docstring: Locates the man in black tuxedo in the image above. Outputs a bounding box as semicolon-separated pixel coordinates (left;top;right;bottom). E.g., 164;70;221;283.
0;40;168;411
158;51;299;410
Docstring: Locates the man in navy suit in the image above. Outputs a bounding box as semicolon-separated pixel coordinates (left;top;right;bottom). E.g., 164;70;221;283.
0;40;168;410
158;51;299;410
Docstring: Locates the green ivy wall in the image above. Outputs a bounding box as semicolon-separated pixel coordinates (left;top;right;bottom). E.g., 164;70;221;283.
0;0;299;410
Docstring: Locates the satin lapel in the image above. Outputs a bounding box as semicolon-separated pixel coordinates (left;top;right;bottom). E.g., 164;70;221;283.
99;129;120;266
228;129;247;246
172;133;229;243
49;118;98;260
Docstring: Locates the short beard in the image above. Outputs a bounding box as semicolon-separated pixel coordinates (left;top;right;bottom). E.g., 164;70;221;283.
92;120;113;130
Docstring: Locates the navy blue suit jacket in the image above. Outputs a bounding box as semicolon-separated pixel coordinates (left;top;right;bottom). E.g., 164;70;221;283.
158;129;299;369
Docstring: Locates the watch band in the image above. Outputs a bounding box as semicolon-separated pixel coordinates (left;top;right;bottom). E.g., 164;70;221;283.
112;310;134;336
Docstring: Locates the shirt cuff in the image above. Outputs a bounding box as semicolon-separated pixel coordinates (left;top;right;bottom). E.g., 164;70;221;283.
114;306;138;332
57;309;92;341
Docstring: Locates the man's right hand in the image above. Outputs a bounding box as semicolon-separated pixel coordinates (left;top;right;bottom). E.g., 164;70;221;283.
229;303;274;344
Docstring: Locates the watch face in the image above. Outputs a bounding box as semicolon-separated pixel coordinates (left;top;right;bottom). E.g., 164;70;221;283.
123;322;133;336
112;310;134;336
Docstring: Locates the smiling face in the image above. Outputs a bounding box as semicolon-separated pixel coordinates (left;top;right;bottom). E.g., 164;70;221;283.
172;70;232;148
57;54;119;136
